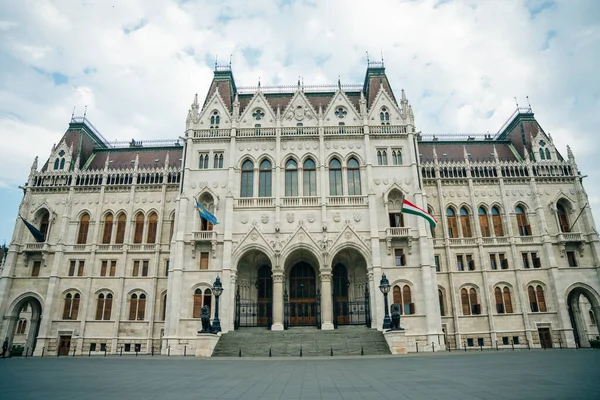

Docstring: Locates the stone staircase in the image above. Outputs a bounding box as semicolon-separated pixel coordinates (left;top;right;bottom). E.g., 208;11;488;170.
212;326;391;357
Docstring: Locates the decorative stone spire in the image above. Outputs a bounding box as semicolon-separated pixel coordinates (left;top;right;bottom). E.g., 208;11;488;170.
74;154;81;172
408;104;414;125
104;153;111;170
318;104;323;119
523;145;530;162
134;152;139;170
463;145;469;161
276;106;281;120
401;89;407;103
492;145;499;161
432;146;438;162
165;151;170;168
30;156;38;174
192;93;199;110
233;93;240;120
567;145;574;162
359;91;367;117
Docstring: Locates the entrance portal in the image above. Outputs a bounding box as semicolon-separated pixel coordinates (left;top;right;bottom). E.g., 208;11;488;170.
288;262;317;326
58;335;71;356
538;328;553;349
567;285;600;348
6;295;42;357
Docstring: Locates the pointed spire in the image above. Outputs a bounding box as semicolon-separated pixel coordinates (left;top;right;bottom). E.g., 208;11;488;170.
359;91;367;117
567;145;574;162
134;152;139;170
233;93;240;120
30;156;38;173
523;145;530;161
165;151;170;168
401;89;407;102
276;106;281;120
298;77;301;90
492;145;499;161
104;153;110;170
318;104;323;118
463;145;469;160
432;146;438;162
74;154;81;172
338;76;341;89
258;77;261;89
193;93;198;106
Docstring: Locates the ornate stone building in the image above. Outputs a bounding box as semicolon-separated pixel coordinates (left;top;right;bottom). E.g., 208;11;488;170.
1;62;599;356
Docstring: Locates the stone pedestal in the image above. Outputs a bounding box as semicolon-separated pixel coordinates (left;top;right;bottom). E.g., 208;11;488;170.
195;333;221;357
384;330;407;354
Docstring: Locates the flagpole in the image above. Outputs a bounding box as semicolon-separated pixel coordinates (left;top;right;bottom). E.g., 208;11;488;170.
568;202;587;233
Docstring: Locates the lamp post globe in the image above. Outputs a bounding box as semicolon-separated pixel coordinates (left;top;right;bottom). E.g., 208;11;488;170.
212;276;223;332
379;273;391;330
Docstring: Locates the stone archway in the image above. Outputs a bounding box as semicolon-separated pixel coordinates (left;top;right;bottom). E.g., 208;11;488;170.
566;285;600;348
5;295;43;356
330;248;371;327
283;248;321;328
235;249;273;328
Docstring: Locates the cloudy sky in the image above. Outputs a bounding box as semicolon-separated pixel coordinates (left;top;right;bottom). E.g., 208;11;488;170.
0;0;599;244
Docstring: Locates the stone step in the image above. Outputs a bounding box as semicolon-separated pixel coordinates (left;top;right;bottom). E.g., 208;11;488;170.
212;326;390;357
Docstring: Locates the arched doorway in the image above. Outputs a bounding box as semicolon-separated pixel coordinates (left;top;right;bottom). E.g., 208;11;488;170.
288;262;317;326
6;295;43;356
235;250;273;328
330;248;370;327
567;286;600;348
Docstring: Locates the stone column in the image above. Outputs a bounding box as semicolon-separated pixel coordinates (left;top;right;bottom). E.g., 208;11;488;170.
320;271;334;330
271;272;284;331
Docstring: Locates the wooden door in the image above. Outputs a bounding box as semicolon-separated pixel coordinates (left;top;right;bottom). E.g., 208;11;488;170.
289;262;317;326
538;328;553;349
58;335;71;355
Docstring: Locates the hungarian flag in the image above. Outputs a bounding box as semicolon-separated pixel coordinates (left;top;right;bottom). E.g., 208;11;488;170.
402;199;437;228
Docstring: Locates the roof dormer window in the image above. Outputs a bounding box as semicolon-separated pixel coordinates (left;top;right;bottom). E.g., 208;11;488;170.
380;107;390;125
210;110;220;129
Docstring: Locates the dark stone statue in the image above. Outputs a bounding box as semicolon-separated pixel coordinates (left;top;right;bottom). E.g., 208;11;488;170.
199;305;213;333
390;304;403;331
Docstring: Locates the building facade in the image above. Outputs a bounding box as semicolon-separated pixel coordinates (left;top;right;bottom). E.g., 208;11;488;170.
1;62;599;356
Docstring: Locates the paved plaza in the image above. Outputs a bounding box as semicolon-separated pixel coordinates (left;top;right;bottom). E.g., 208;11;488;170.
0;350;598;400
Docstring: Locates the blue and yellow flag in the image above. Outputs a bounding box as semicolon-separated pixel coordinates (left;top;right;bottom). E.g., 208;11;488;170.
195;198;219;225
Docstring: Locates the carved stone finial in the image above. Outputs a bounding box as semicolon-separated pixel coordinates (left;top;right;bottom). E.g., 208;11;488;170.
104;153;110;169
567;145;575;161
164;151;170;168
31;156;38;173
134;152;139;169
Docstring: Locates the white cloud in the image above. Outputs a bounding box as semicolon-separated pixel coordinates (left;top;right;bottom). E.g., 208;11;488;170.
0;0;599;241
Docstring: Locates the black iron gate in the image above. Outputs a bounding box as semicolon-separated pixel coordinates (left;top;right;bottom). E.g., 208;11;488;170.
333;286;371;328
235;286;272;329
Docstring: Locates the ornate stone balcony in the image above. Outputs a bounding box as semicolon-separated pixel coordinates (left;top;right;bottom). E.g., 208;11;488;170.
385;227;412;255
326;196;368;206
235;197;275;207
281;196;320;207
192;231;217;242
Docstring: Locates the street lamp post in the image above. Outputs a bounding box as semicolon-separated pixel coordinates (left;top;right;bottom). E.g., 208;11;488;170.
212;276;223;332
379;273;391;330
